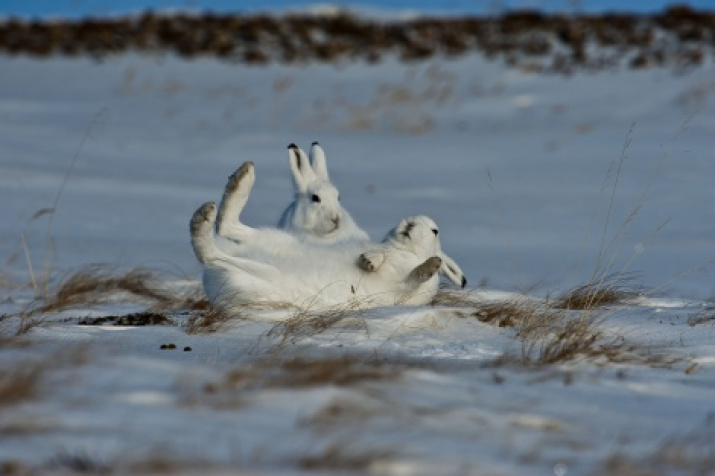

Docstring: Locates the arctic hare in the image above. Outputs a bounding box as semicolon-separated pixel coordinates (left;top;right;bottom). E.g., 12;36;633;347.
191;161;446;312
215;141;466;288
279;142;369;242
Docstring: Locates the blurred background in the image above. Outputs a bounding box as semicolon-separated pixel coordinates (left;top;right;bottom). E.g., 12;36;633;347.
2;0;714;19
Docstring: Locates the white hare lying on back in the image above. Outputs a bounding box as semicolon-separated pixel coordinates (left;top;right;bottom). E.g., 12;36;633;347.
214;141;467;288
191;161;449;312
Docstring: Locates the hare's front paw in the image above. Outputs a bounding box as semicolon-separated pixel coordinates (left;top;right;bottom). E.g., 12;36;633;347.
357;251;385;272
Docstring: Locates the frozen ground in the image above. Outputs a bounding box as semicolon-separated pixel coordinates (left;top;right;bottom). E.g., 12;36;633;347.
1;49;715;475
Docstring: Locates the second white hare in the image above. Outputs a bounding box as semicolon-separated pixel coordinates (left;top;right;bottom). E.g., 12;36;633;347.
191;161;449;312
279;142;369;242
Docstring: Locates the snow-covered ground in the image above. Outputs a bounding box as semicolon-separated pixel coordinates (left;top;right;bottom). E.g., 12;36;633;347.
1;49;714;475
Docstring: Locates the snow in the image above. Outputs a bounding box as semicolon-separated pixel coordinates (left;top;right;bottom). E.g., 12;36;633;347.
1;50;715;475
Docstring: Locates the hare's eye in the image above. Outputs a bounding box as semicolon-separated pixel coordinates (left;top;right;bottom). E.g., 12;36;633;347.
311;194;321;203
432;228;439;236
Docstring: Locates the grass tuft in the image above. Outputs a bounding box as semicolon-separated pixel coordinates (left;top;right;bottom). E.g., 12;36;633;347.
185;308;238;334
553;274;644;310
14;265;206;334
37;265;170;313
435;293;676;367
266;300;369;349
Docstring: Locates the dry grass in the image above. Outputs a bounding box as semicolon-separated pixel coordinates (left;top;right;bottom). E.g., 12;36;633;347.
36;265;171;313
191;353;409;408
688;307;715;327
467;296;615;365
266;300;369;350
432;288;676;367
206;355;404;395
553;274;644;310
298;440;396;472
304;395;384;430
0;346;87;407
430;286;482;307
598;420;715;476
14;265;206;334
0;361;45;406
185;308;239;334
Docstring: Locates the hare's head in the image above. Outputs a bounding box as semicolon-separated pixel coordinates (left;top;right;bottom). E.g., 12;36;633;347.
286;143;346;236
386;215;467;288
387;215;442;257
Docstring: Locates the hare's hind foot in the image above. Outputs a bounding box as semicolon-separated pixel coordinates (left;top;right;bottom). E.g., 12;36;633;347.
407;256;442;285
190;201;217;264
226;161;255;194
216;161;255;238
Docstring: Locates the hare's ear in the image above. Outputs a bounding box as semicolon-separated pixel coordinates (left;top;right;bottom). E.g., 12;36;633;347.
288;144;315;193
310;141;329;180
439;251;467;288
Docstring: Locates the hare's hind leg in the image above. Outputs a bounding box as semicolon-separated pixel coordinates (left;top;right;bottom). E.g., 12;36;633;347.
190;201;221;264
216;161;257;242
406;256;442;286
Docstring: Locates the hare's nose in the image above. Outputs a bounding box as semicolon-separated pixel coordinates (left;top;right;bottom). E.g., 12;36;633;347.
331;215;340;226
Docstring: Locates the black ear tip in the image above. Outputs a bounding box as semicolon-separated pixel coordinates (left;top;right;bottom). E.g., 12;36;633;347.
288;143;298;149
311;141;320;146
461;277;467;288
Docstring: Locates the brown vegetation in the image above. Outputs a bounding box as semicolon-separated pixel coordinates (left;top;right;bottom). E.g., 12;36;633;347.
185;308;237;334
0;346;87;407
433;288;677;366
14;265;206;334
36;265;173;313
553;275;644;310
206;355;404;394
0;6;713;73
266;301;368;349
298;440;396;472
0;361;44;406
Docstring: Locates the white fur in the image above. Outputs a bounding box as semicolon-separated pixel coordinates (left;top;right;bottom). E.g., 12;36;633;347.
191;162;445;312
277;142;370;243
215;141;467;288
